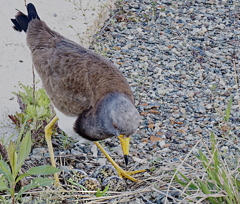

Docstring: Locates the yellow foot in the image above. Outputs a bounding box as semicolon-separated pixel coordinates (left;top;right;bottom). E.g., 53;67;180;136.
45;116;62;187
54;174;61;187
117;168;146;182
94;141;146;182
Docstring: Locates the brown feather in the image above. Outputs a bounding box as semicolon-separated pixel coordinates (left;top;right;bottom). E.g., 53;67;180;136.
26;19;134;117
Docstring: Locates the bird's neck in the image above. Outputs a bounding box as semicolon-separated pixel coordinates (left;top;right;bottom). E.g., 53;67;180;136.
73;92;138;141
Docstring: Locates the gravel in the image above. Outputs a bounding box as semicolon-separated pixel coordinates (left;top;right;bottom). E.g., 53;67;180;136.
90;0;239;202
26;0;240;203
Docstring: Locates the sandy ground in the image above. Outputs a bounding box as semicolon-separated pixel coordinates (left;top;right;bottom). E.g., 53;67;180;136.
0;0;115;140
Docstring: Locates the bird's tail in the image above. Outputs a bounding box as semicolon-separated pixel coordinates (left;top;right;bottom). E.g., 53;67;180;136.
11;3;40;32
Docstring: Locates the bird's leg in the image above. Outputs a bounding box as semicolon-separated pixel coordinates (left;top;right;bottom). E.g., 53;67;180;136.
45;116;60;186
94;141;145;182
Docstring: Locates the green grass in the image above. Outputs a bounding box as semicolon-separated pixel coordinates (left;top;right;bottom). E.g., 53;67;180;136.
0;130;60;204
174;97;240;203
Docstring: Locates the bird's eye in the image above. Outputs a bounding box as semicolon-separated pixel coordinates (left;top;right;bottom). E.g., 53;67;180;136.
112;123;118;129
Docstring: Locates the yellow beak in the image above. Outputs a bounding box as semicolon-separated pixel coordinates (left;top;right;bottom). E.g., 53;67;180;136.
118;135;130;165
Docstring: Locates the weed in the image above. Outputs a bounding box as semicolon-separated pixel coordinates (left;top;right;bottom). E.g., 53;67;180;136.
0;131;60;203
175;132;240;203
96;184;110;197
224;96;232;122
174;97;240;203
67;179;88;191
8;84;55;147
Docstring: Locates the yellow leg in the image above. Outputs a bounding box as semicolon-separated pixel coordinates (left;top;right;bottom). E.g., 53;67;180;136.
94;141;146;182
45;116;60;186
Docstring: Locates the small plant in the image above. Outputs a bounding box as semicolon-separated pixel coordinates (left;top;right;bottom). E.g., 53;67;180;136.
8;84;55;147
174;97;239;203
210;84;217;92
0;131;60;203
67;178;88;191
175;132;240;203
224;96;232;122
96;184;110;197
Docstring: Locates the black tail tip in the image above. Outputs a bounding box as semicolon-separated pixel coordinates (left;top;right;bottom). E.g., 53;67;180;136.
11;19;23;32
12;11;30;32
27;3;40;20
11;3;40;32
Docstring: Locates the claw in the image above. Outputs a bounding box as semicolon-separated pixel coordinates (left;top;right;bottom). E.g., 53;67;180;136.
94;141;146;182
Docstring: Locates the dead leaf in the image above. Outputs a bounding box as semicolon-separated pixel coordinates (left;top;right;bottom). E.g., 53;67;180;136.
148;124;155;129
140;103;148;106
178;129;186;133
113;46;121;50
150;135;163;142
221;124;231;132
140;111;149;116
141;138;148;143
149;109;159;114
175;122;183;124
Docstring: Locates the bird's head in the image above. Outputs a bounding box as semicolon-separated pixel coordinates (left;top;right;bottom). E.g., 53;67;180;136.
74;92;140;165
109;96;140;137
99;92;140;137
101;93;140;165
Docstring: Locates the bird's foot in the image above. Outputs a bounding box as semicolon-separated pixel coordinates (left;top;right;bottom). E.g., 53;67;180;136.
94;141;146;182
116;167;146;182
53;174;61;187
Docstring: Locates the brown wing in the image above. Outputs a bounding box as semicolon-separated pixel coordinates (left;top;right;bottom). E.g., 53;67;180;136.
27;19;133;116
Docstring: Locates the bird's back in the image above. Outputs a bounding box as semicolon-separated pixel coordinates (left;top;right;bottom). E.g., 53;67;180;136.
26;19;134;117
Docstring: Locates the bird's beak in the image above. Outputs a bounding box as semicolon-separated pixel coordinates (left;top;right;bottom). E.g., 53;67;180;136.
118;135;130;166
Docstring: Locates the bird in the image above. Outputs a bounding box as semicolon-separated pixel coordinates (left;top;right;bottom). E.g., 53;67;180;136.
11;3;145;185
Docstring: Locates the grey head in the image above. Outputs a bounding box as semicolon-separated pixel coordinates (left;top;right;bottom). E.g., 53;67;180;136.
74;92;140;141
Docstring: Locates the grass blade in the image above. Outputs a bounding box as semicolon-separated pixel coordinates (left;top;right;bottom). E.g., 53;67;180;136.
0;181;9;191
17;131;32;172
7;141;18;179
224;96;232;122
16;177;55;200
27;165;60;175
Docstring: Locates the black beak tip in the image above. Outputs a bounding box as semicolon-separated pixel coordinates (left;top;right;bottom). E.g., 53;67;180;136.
124;155;128;166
